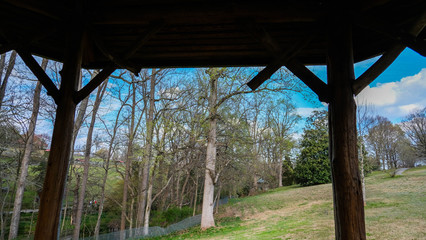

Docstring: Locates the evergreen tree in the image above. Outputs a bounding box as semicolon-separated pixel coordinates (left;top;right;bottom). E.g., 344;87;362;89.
294;110;331;186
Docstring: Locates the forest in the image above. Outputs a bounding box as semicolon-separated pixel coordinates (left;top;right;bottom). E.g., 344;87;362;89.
0;51;425;239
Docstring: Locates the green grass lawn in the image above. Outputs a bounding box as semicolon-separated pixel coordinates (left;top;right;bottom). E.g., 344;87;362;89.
150;167;426;240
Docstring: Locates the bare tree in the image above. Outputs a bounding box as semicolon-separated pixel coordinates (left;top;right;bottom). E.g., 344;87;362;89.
8;58;48;240
0;51;17;110
356;101;374;205
200;67;302;229
72;76;108;240
94;81;128;239
402;107;426;159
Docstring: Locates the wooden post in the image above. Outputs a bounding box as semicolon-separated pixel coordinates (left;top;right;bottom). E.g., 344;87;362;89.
327;15;366;240
34;28;84;239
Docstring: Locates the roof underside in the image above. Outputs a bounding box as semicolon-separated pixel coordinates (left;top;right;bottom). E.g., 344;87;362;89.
0;0;425;69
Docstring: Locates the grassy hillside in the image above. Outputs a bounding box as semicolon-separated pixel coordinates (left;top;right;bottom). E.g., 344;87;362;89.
151;167;426;240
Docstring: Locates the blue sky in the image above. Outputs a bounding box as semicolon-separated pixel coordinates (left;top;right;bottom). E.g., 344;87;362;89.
294;48;426;123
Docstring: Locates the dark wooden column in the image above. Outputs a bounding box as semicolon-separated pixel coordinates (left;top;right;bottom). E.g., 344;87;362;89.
327;15;366;240
34;28;84;239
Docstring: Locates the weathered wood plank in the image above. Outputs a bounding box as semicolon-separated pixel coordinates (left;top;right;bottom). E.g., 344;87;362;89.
285;59;329;102
17;50;60;102
327;16;366;240
352;44;405;95
34;26;84;240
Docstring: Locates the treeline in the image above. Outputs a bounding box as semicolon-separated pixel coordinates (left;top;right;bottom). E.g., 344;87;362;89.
0;53;309;239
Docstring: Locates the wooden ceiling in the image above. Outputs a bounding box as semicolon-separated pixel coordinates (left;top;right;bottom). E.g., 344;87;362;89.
0;0;425;70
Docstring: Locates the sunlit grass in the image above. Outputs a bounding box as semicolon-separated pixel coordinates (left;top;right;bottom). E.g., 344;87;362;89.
150;167;426;240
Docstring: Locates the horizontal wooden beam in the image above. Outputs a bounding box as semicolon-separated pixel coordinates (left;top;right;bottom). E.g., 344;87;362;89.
285;59;329;102
74;64;116;103
94;1;323;25
352;44;405;95
2;0;66;20
17;50;59;102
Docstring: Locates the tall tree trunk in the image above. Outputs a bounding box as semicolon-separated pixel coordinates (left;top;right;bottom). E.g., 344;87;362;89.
142;70;157;235
0;51;17;110
201;70;218;229
137;70;156;228
8;59;47;240
72;79;108;240
120;82;137;240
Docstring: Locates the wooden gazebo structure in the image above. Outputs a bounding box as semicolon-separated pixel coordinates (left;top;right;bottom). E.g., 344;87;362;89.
0;0;424;239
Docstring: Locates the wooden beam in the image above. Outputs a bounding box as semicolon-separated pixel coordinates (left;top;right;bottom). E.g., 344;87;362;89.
285;59;329;102
122;21;165;60
352;44;405;95
91;21;164;74
2;0;65;20
17;50;60;102
91;34;140;74
34;26;84;240
94;1;323;25
247;62;281;90
245;23;317;91
74;64;116;103
327;15;366;240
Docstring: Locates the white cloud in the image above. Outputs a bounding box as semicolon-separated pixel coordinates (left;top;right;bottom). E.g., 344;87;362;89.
296;107;324;118
356;68;426;121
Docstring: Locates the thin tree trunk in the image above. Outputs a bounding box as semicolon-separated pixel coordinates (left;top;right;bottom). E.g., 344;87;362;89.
94;91;122;239
71;173;80;226
142;70;157;235
278;153;283;188
0;51;17;110
137;70;156;228
192;172;199;216
8;58;47;240
143;182;153;236
120;82;137;240
201;70;218;229
359;141;366;205
72;79;108;240
179;171;190;209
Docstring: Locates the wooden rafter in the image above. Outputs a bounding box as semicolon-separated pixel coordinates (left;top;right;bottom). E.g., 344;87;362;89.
352;44;405;95
74;64;116;103
75;22;164;102
285;59;329;102
17;50;59;102
353;9;426;95
2;0;65;20
91;21;164;74
245;23;322;98
91;33;140;74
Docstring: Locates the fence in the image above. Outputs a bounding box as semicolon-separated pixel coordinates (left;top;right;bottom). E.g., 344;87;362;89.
78;197;231;240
